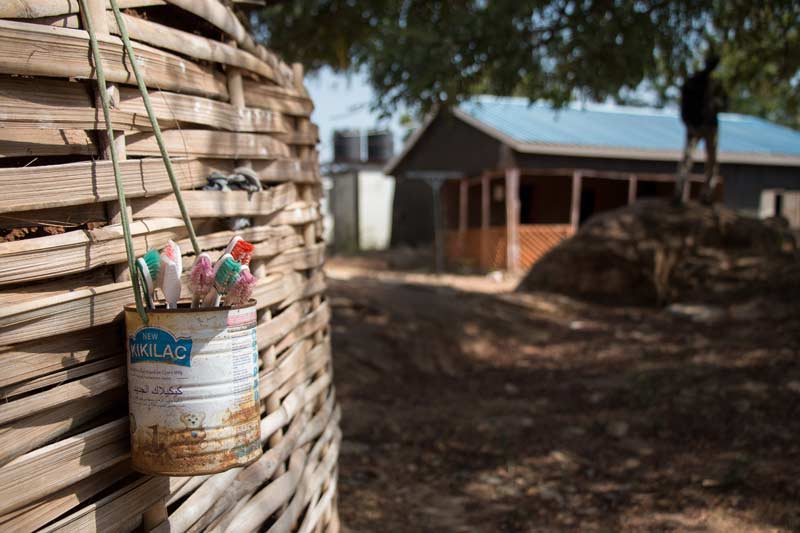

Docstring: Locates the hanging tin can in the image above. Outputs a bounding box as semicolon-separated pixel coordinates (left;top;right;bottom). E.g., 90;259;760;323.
125;301;262;476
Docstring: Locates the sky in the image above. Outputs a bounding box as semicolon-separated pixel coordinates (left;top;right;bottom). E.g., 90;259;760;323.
304;67;407;164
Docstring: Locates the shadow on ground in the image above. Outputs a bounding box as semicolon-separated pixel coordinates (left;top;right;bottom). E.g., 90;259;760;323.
328;269;800;532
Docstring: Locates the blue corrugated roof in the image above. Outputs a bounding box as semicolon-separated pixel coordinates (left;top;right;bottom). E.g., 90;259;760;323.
458;96;800;157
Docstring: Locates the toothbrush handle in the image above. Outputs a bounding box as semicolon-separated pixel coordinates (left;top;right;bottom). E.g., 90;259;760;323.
191;293;202;308
202;288;222;308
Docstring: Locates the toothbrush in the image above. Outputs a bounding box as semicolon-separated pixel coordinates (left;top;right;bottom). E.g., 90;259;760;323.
224;236;255;266
157;241;182;309
202;254;241;307
224;265;256;307
135;249;160;310
189;252;215;308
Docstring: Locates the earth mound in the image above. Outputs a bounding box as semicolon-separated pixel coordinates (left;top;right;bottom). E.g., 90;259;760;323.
518;199;798;305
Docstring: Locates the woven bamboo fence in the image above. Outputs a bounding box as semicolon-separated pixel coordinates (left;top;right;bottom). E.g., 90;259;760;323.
0;1;340;531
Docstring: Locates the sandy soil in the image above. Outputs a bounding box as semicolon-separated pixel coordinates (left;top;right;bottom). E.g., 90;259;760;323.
326;257;800;532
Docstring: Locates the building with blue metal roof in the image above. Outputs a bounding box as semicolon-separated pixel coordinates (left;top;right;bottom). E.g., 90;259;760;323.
385;96;800;272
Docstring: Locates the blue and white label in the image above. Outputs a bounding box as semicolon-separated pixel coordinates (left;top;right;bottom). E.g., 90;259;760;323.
129;327;193;367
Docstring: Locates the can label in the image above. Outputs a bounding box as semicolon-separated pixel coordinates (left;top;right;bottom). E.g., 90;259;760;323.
129;327;193;367
126;306;262;475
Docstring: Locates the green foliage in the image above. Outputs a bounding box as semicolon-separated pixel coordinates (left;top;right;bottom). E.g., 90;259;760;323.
254;1;800;127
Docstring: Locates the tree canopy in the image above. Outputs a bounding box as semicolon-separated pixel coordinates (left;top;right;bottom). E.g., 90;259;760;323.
253;1;800;128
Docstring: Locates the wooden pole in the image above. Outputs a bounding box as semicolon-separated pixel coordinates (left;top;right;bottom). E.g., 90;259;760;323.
458;179;468;233
683;176;692;202
430;179;444;274
570;170;582;233
142;497;168;531
226;43;252;170
628;174;637;205
458;179;468;261
504;168;520;272
480;172;490;270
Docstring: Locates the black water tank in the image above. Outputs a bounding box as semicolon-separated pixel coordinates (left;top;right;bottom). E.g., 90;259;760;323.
367;130;393;163
333;130;361;163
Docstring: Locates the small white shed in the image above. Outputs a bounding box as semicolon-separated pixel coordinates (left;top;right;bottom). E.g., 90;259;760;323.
326;163;396;251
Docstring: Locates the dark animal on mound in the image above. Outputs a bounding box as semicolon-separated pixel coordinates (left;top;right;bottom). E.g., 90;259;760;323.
674;55;728;204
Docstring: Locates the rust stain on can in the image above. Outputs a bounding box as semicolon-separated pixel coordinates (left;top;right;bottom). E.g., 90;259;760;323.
125;301;262;476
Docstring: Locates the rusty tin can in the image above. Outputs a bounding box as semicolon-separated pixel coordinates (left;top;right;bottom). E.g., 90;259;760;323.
125;301;262;476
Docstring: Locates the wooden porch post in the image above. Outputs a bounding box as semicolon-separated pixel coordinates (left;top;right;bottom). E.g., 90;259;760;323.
480;173;490;270
570;170;582;233
458;179;468;261
628;174;638;205
458;180;468;233
505;168;520;272
430;179;445;273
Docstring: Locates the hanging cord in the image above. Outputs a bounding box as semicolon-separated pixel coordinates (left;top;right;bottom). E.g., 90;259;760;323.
108;0;201;256
79;0;148;324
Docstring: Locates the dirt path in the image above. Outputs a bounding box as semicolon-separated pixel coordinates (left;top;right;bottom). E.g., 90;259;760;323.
327;262;800;532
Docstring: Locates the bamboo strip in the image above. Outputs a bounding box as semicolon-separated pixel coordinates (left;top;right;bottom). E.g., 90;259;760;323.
275;435;341;533
264;243;326;272
280;269;327;309
298;476;338;533
167;475;212;506
256;301;308;350
0;270;308;346
0;158;214;214
273;348;330;403
181;229;302;263
206;497;249;531
0;158;317;214
259;338;313;394
161;468;242;533
0;75;148;131
199;406;319;532
41;475;171;532
0;128;95;157
276;124;320;146
254;159;319;183
0;324;120;388
0;0;164;18
163;0;294;84
264;421;341;533
0;367;124;425
222;449;306;532
170;412;308;533
0;389;122;465
42;12;281;83
130;183;297;219
273;304;330;355
269;202;321;226
114;13;277;82
156;386;329;533
0;218;186;285
243;79;314;117
0;355;121;399
125;129;290;160
0;216;302;288
0;20;228;98
0;418;129;515
118;88;287;133
229;409;340;533
261;372;332;444
0;203;108;231
0;462;131;532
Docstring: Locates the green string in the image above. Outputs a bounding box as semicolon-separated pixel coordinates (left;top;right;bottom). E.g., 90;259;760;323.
108;0;201;256
79;0;148;325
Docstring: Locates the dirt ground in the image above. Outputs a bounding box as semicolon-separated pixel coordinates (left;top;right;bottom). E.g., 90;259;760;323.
326;255;800;533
